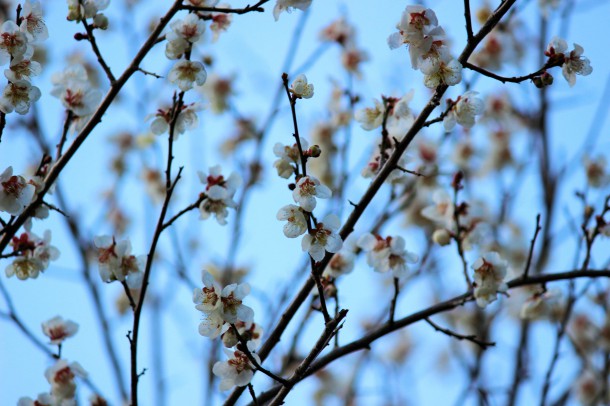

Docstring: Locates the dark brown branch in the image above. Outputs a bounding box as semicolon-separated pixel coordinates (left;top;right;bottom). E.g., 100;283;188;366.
523;214;542;278
180;0;269;14
463;61;560;84
55;110;73;161
425;317;495;349
81;19;116;84
464;0;474;41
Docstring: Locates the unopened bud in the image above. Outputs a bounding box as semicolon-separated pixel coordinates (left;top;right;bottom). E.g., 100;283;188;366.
432;229;451;246
307;145;322;158
93;13;109;30
541;71;554;86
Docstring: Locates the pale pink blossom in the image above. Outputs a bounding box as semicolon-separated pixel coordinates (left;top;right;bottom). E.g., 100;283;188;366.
273;0;312;21
94;236;143;287
213;346;260;390
42;316;79;345
472;252;508;308
44;359;87;402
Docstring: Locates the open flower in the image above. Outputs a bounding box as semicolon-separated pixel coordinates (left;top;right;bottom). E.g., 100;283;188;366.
51;64;101;116
5;229;59;280
421;56;462;88
277;204;308;237
354;98;384;131
198;166;241;225
193;271;223;313
357;234;419;279
94;236;143;288
290;74;314;99
0;20;31;65
42;316;79;345
168;60;207;91
443;91;484;132
213;346;260;390
472;252;508;308
0;80;41;115
44;359;87;403
273;140;307;179
219;283;254;324
292;175;331;212
20;0;48;41
301;214;343;261
0;166;35;215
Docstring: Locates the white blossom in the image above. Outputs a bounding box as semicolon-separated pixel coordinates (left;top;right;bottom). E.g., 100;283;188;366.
301;213;343;262
20;0;48;41
219;283;254;324
51;64;101;116
0;20;31;65
42;316;79;345
198;166;241;225
357;233;419;279
213;347;259;390
273;140;307;179
443;91;484;132
290;74;314;99
292;175;331;212
0;166;35;215
472;252;508;308
421;56;462;88
354;98;384;131
421;188;454;228
94;236;143;288
44;359;87;403
0;80;41;115
277;204;308;238
168;60;207;91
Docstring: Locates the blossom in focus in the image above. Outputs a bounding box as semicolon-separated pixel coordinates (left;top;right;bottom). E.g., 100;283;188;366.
290;74;314;99
198;165;241;225
301;213;343;262
165;13;205;59
67;0;109;21
148;102;202;137
193;271;223;313
546;37;592;87
0;80;41;114
213;346;260;390
421;56;462;88
0;166;35;215
168;60;207;91
0;21;31;65
273;0;312;21
219;282;254;324
20;0;48;41
277;204;308;238
42;316;79;345
292;175;332;212
221;320;263;348
5;56;42;83
357;233;419;279
472;252;508;308
443;91;484;132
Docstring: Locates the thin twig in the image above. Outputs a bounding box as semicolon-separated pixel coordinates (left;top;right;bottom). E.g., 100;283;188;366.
81;19;116;84
523;214;542;279
425;317;495;349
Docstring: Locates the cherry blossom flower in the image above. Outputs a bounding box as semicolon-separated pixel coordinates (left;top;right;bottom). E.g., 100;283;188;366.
44;359;87;403
0;20;31;65
198;166;241;225
273;140;307;179
520;289;561;320
198;311;228;339
5;229;59;280
213;346;260;390
354;98;384;131
421;188;454;228
546;37;592;87
325;250;355;278
207;5;233;42
273;0;312;21
51;64;102;116
292;175;331;212
148;102;202;137
277;204;308;238
165;13;206;59
20;0;48;42
472;252;508;308
0;80;41;115
0;166;35;215
66;0;109;21
4;56;42;83
17;393;54;406
221;320;263;348
357;233;419;279
193;271;223;313
290;74;314;99
302;214;343;262
576;371;601;405
42;316;79;345
94;236;144;288
219;282;254;324
420;56;462;88
443;91;484;132
199;73;234;114
320;17;355;47
341;47;369;77
388;5;451;72
168;60;207;91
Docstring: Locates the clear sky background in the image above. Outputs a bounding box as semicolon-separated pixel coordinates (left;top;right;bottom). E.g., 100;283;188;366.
2;0;610;405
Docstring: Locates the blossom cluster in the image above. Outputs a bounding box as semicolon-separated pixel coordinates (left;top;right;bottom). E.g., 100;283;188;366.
94;235;144;288
198;165;241;225
388;5;462;88
5;227;59;281
544;36;593;87
193;271;262;390
0;0;46;115
357;233;419;279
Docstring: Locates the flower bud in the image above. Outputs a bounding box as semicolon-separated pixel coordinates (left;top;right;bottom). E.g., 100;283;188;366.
432;229;451;246
93;13;109;30
307;145;322;158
